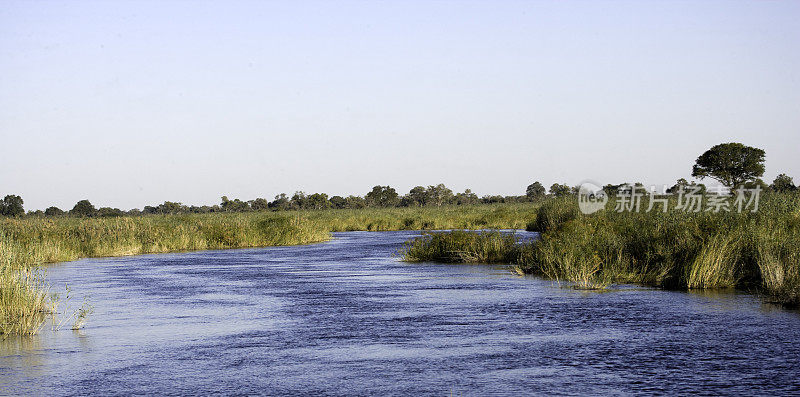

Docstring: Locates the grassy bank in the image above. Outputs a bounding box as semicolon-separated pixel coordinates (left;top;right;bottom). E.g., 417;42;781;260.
0;204;538;335
0;213;330;335
0;213;330;269
1;203;538;269
401;193;800;306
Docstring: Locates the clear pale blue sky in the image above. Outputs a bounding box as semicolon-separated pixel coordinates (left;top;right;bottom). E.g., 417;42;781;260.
2;1;798;210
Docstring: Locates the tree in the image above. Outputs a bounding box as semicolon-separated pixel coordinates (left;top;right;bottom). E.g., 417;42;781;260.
307;193;330;210
666;178;689;194
666;178;706;195
185;205;212;214
404;186;428;207
771;174;797;193
249;198;270;211
27;209;44;217
455;189;479;205
526;182;546;200
691;143;765;188
290;191;308;210
549;183;572;197
71;200;97;217
221;196;250;212
602;184;623;196
482;195;504;204
98;207;125;217
44;206;64;216
0;195;24;217
329;195;347;209
426;184;453;207
269;193;290;211
365;185;399;207
158;201;186;214
345;195;366;209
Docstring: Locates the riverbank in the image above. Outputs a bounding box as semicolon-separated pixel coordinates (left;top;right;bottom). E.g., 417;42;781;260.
1;204;539;269
401;193;800;307
1;204;539;335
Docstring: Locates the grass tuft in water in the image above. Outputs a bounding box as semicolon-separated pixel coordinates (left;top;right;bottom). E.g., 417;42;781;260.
400;230;519;264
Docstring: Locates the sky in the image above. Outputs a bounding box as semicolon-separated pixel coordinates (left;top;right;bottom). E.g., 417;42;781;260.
1;1;798;211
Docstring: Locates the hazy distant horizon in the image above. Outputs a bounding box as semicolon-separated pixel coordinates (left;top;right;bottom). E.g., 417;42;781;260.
2;1;798;211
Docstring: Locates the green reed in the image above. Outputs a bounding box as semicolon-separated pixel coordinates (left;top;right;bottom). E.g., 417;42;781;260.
403;193;800;305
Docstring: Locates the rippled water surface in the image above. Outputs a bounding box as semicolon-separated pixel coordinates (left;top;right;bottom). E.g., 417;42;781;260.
2;231;799;395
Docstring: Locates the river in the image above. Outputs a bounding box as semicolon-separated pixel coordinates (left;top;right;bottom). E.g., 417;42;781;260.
1;231;799;395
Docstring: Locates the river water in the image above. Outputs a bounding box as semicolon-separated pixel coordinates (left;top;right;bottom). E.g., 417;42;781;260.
1;231;799;395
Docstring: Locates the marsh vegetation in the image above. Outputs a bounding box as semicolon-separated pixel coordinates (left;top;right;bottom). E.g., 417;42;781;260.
0;204;539;269
401;193;800;306
0;204;539;335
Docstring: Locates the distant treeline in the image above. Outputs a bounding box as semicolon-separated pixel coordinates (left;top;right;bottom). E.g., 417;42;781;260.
2;175;797;218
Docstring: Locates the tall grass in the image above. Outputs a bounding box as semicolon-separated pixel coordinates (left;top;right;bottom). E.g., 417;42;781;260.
0;260;53;336
402;193;800;306
514;193;800;302
0;213;330;269
528;193;800;305
309;204;538;232
754;226;800;305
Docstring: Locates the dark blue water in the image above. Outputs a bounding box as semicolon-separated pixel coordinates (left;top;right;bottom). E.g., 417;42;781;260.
2;231;799;395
